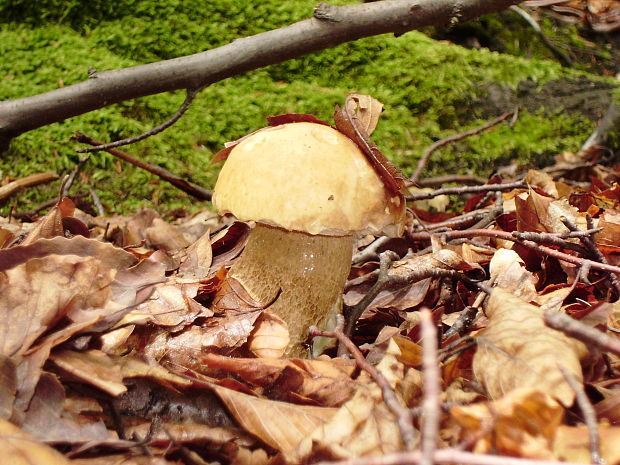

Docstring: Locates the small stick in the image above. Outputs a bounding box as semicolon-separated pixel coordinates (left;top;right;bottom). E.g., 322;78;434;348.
415;174;487;187
410;111;515;183
557;364;602;465
420;309;440;465
77;88;199;153
309;315;417;450
408;229;620;277
89;188;105;216
63;154;91;197
544;310;620;356
407;181;526;201
73;131;212;201
561;215;620;296
352;236;391;264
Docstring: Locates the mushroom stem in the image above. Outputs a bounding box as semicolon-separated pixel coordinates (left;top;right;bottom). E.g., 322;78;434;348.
229;223;354;357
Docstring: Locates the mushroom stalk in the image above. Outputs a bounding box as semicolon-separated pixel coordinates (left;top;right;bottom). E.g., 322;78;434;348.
229;224;353;357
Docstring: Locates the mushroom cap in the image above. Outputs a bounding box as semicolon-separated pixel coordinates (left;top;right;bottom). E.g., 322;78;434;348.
212;122;405;236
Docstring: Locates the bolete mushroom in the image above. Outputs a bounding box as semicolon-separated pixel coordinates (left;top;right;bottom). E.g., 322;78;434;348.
212;121;404;357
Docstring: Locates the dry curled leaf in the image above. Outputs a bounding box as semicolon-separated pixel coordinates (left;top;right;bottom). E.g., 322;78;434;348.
473;288;588;405
451;388;563;459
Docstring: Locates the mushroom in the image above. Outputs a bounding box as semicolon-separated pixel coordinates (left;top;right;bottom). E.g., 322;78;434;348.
212;121;404;357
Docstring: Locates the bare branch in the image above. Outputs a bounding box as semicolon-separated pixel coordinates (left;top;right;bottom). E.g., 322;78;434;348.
0;0;522;149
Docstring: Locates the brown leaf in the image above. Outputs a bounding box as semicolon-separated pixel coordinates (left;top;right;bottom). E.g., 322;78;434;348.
247;311;289;358
177;229;213;281
344;93;383;136
22;373;112;443
554;425;620;464
201;353;357;407
0;417;72;464
145;218;190;252
334;98;406;199
489;248;538;302
473;288;588;405
49;350;126;396
0;235;136;273
451;388;563;459
210;382;337;453
515;190;579;234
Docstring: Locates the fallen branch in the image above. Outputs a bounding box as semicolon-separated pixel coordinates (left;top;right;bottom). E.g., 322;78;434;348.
72;132;212;201
0;0;522;148
408;228;620;276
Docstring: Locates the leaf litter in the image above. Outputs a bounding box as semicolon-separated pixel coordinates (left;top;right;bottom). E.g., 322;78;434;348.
1;121;620;465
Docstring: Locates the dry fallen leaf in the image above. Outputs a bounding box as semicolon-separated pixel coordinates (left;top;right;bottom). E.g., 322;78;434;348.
451;388;563;459
0;417;73;465
473;288;588;405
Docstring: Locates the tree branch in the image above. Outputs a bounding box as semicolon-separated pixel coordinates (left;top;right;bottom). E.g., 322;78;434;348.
0;0;522;150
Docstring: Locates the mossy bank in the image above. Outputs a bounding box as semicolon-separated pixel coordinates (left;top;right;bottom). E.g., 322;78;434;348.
1;0;617;214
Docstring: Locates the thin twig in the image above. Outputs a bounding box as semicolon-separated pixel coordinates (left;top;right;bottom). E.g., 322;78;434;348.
407;181;526;201
343;251;398;340
72;131;212;201
76;88;200;153
420;309;440;465
309;315;417;450
353;236;391;264
408;229;620;276
410;111;515;183
544;310;620;356
89;188;105;216
63;154;91;197
415;174;487;187
557;364;602;465
561;215;620;296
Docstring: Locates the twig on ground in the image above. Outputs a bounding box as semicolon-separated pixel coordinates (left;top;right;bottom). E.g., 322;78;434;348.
408;228;620;277
420;309;440;465
415;175;487;187
443;283;490;340
343;251;398;339
72;131;212;201
344;251;487;338
407;181;526;201
557;364;602;465
309;315;417;450
353;236;391;264
561;215;620;296
412;209;494;232
76;88;199;153
409;111;515;184
544;310;620;356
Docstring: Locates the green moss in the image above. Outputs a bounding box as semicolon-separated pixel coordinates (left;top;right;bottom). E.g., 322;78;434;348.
0;1;615;215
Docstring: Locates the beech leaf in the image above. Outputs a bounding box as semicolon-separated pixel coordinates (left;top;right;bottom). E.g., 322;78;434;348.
473;288;588;405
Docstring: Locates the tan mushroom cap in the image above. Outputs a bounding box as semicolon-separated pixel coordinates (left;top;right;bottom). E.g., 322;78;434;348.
212;122;405;236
